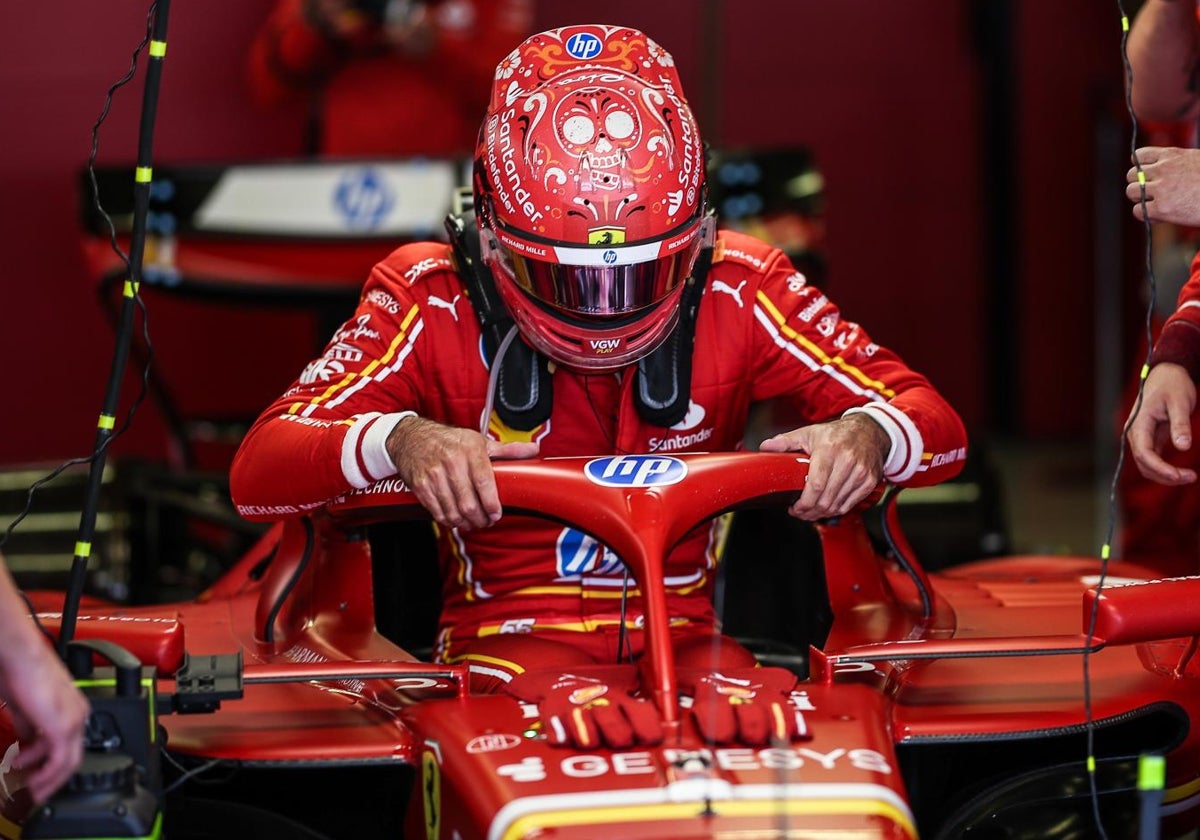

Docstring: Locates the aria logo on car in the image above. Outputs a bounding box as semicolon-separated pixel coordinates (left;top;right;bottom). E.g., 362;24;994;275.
466;734;522;754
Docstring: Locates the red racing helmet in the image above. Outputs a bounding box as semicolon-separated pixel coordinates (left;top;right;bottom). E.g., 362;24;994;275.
474;24;709;371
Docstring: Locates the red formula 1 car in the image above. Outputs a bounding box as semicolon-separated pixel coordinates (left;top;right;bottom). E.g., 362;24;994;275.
2;451;1199;839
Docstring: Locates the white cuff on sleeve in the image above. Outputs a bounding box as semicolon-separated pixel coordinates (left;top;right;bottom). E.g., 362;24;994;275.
340;411;416;488
842;402;924;483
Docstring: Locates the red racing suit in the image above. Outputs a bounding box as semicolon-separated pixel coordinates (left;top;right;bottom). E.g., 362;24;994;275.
230;230;968;670
1120;248;1200;576
1152;249;1200;379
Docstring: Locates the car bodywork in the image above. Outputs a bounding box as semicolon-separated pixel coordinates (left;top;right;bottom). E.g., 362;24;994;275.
1;451;1197;839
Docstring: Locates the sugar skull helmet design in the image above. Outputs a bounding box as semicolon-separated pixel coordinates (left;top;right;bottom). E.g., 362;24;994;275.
474;25;710;371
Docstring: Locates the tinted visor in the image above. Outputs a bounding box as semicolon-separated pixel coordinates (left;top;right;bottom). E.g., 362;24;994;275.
507;240;701;318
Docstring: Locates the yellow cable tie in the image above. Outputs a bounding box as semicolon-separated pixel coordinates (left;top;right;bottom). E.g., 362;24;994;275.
1141;363;1150;380
74;541;92;559
1138;171;1146;186
97;413;116;431
149;40;167;58
1087;755;1097;773
1139;754;1166;791
1101;544;1111;560
1122;15;1129;33
135;166;153;183
123;279;140;298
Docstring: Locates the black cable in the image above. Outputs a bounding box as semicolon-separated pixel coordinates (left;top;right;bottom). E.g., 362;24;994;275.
262;517;315;643
1;4;160;647
162;756;228;795
1082;4;1160;837
878;485;932;619
616;569;631;664
0;6;161;550
59;0;173;655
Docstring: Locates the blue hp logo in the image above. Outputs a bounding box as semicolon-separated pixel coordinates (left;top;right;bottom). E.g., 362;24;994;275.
603;249;618;265
333;167;395;230
565;32;603;60
585;455;688;488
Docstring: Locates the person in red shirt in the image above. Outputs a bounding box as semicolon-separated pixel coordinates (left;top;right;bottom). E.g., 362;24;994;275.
247;0;533;156
231;25;967;743
1121;0;1200;572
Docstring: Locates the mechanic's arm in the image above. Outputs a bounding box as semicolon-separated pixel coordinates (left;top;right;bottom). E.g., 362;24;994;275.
1127;0;1200;123
0;555;88;804
1124;0;1200;228
384;415;537;531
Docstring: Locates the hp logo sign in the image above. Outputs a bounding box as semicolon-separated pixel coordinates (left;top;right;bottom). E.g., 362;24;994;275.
585;456;688;488
333;167;395;230
565;32;603;60
603;249;618;265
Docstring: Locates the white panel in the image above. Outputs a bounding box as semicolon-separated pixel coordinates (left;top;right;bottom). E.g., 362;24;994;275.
192;162;460;237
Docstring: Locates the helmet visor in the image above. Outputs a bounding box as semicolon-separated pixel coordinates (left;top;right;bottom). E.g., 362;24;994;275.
504;240;701;318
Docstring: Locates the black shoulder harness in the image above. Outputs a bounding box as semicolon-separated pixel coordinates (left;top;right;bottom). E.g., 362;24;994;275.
445;208;554;431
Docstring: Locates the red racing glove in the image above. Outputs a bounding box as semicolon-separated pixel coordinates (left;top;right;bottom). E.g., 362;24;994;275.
505;665;664;749
679;666;807;745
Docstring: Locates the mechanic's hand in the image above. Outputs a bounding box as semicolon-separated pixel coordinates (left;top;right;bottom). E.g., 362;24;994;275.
385;415;538;531
305;0;376;41
679;667;806;745
758;413;889;520
1126;147;1200;227
0;644;89;804
378;1;434;56
505;667;664;749
1127;362;1199;485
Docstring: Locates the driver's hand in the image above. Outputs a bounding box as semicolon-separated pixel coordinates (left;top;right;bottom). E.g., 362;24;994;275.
505;667;663;750
385;415;538;531
758;413;889;520
1127;362;1199;485
678;666;806;746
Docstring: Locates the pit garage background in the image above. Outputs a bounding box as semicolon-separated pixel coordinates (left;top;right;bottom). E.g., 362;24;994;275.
0;1;1151;602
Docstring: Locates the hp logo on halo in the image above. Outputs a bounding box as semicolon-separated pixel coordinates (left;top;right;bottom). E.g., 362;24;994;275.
565;32;603;60
585;456;688;488
334;167;395;230
603;250;618;265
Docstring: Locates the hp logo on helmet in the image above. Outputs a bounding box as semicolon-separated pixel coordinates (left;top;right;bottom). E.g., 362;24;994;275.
603;250;618;265
565;33;603;60
585;456;688;488
334;167;395;230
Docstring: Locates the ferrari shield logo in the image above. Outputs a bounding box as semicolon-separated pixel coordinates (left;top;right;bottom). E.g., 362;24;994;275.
422;750;441;839
588;227;626;245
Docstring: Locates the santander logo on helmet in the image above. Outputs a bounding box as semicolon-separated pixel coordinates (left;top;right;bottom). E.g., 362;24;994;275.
475;25;711;372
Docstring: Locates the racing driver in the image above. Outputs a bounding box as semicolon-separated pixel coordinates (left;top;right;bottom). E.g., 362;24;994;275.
230;25;968;732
